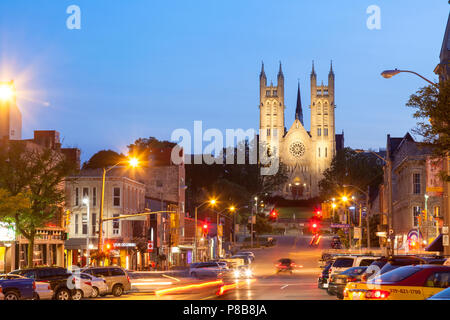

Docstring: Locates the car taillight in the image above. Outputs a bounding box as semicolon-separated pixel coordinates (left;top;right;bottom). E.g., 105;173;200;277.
0;286;2;294
343;289;348;297
127;275;130;283
290;263;295;267
347;277;357;282
365;290;390;299
48;284;51;290
72;278;75;284
33;281;36;290
86;281;92;286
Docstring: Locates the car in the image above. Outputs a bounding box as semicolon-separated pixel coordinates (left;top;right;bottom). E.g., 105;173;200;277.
377;255;427;276
237;252;255;262
81;267;131;297
0;274;53;300
227;265;253;279
344;265;450;300
189;262;228;279
10;267;84;300
0;275;35;300
328;255;379;281
327;266;368;299
231;255;252;265
360;257;388;282
318;260;334;289
70;274;93;300
78;273;108;298
427;286;450;300
330;236;342;249
276;258;296;274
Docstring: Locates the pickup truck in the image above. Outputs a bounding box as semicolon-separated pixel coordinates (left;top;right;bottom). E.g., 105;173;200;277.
0;277;35;300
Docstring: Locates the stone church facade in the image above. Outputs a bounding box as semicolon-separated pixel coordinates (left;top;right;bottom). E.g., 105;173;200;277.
259;62;344;199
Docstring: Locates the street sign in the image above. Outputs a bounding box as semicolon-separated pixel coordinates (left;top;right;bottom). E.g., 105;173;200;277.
330;223;350;228
147;241;154;252
443;235;449;247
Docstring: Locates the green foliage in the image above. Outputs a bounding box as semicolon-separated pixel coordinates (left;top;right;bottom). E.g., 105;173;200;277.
406;81;450;158
82;149;125;169
0;141;76;267
318;147;383;200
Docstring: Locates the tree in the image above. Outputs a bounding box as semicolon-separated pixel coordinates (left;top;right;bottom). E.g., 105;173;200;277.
82;149;125;169
319;148;383;200
0;141;76;267
406;81;450;180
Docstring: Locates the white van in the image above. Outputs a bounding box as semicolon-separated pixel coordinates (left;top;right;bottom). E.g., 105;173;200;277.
328;256;379;282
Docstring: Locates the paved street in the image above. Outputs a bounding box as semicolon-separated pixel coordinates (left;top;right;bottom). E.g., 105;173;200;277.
94;234;335;300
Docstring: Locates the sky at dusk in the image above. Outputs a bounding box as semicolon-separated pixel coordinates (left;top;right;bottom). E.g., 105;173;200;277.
0;0;448;163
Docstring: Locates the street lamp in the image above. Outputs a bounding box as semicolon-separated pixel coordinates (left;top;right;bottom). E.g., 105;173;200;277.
355;149;393;255
82;197;90;266
381;69;438;87
98;157;140;259
343;184;370;250
193;198;216;262
0;83;14;101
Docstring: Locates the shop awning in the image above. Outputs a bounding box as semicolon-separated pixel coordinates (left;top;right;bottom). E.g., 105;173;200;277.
425;234;443;252
64;238;97;250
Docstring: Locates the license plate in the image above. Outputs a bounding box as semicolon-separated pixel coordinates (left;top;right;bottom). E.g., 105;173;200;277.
352;293;361;300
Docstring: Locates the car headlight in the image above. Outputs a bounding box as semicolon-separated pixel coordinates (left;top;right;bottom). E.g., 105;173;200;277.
245;269;252;278
233;270;241;278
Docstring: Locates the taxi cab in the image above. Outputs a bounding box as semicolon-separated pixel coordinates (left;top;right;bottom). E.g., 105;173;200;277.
344;265;450;300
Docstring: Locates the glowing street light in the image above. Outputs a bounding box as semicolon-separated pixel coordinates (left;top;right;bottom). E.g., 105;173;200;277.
342;196;349;203
128;157;139;168
381;69;438;87
194;198;217;262
0;82;14;101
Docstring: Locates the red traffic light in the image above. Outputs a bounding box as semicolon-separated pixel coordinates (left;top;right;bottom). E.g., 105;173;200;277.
203;224;208;229
312;223;317;228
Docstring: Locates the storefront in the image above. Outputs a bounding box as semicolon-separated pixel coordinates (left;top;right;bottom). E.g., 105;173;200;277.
0;222;16;273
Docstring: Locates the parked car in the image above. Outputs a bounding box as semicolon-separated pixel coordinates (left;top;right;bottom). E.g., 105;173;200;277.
427;286;450;300
328;255;379;281
9;267;82;300
327;266;368;299
0;275;35;300
82;267;131;297
377;255;427;276
0;274;52;300
78;273;108;298
344;265;450;300
189;262;228;279
318;260;334;289
360;257;388;282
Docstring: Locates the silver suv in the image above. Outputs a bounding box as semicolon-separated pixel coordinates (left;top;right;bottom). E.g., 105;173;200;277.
189;262;228;279
82;267;131;297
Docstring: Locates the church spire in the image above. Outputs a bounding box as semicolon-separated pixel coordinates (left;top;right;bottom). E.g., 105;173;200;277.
329;60;334;75
295;81;304;125
311;60;316;76
260;61;266;78
278;61;283;76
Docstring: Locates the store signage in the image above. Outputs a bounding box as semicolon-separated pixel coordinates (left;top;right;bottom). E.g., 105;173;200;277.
147;241;154;252
330;223;350;228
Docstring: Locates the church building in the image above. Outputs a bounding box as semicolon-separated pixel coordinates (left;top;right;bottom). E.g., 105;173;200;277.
259;62;344;199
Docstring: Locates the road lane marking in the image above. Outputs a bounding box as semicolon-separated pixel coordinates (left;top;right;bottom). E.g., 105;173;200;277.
162;274;181;282
281;285;289;290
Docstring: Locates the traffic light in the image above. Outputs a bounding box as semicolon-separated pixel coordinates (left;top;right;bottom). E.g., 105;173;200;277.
314;210;322;218
269;209;279;221
104;243;112;252
309;217;320;234
202;223;209;237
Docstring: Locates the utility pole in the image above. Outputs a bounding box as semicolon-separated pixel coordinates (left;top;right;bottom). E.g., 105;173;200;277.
366;186;371;250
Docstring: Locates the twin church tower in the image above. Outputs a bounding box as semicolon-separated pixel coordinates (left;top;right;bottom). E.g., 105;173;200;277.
259;61;343;199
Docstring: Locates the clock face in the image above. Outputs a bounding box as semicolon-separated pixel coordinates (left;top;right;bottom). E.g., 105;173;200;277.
289;141;305;158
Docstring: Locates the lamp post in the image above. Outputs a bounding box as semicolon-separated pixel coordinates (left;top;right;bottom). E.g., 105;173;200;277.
343;184;370;250
82;197;90;266
381;69;438;87
425;194;429;246
193;199;216;263
98;157;139;259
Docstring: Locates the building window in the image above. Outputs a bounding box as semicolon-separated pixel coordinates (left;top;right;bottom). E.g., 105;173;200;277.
266;90;270;97
75;188;79;206
317;128;322;136
413;173;421;194
113;214;120;235
82;213;88;235
93;187;97;207
75;214;79;234
325;147;328;158
324;128;328;136
413;206;421;227
92;213;96;235
113;187;121;207
273;90;277;96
